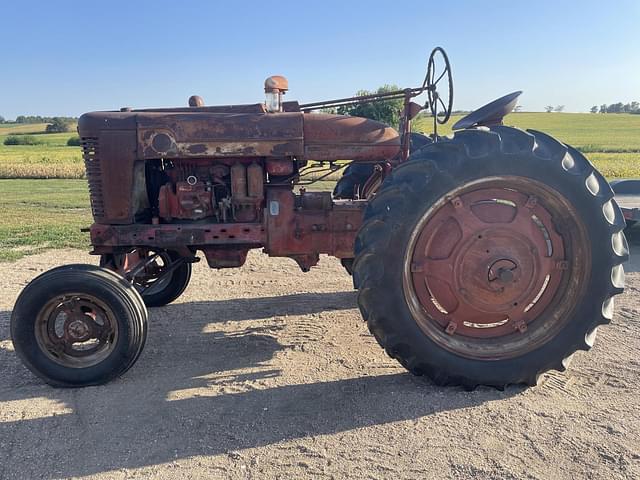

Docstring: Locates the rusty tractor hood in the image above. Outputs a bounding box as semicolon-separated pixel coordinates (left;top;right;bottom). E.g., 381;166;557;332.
78;105;400;162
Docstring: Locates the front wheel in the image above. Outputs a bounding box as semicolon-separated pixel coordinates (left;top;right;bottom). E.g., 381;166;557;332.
101;249;192;307
354;126;628;388
11;265;148;387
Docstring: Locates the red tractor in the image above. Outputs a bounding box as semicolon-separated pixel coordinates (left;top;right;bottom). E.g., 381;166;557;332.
11;48;627;389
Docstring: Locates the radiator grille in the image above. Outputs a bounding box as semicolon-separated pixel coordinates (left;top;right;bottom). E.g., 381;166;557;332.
81;137;105;219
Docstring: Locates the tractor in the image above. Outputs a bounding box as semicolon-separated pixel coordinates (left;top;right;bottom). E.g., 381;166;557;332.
10;48;628;389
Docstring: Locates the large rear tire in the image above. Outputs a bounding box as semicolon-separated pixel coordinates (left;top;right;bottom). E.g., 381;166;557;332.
353;126;627;388
11;264;148;387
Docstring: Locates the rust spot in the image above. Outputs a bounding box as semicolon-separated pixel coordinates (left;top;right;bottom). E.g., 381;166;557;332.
187;144;207;154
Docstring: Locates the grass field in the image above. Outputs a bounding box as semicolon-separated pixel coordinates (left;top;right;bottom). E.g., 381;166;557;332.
0;179;91;262
414;112;640;152
412;112;640;181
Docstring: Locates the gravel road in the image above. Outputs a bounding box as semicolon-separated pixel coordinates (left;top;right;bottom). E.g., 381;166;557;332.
0;242;639;479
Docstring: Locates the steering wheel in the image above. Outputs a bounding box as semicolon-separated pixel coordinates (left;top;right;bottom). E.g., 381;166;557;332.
422;47;453;125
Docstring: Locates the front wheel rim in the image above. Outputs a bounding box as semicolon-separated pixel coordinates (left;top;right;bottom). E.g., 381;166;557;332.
403;176;590;360
111;250;174;295
35;293;119;368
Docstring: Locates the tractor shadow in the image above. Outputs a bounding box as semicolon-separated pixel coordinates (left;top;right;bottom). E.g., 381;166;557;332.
0;291;517;479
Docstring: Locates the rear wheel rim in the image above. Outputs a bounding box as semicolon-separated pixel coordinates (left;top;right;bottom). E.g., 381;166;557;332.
403;176;589;360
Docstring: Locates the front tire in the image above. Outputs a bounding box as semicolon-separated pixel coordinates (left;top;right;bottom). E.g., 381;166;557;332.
354;127;627;388
101;249;192;307
11;265;148;387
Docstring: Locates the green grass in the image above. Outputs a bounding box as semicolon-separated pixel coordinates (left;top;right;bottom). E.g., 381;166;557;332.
0;179;91;262
505;113;640;152
412;112;640;179
413;112;640;150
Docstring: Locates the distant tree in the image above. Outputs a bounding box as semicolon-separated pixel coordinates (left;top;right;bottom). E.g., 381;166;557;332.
597;102;640;114
590;106;599;114
15;115;44;124
544;105;554;113
337;84;403;128
554;105;565;112
607;102;624;113
46;117;71;133
0;115;5;123
14;115;77;124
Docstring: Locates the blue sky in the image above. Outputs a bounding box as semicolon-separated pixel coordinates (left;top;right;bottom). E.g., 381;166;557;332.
1;0;638;118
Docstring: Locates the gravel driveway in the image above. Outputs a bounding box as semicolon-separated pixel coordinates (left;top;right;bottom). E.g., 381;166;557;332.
0;243;638;479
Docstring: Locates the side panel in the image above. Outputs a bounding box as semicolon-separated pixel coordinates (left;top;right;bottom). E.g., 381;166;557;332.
137;113;304;158
264;189;364;267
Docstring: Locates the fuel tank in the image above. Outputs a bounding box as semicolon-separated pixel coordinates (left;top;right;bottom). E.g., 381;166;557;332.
303;113;400;162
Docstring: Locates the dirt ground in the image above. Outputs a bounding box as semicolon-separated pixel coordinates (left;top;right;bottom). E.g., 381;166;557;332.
0;242;639;480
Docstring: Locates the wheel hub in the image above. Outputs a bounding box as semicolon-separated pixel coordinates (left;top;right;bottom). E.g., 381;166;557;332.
36;295;118;368
488;259;517;285
65;317;92;342
406;182;570;348
454;229;540;314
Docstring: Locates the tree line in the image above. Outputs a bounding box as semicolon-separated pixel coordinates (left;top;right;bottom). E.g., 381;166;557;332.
590;102;639;114
0;115;78;133
0;115;78;124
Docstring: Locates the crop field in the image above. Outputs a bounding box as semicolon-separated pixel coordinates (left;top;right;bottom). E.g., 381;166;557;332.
0;124;82;179
0;113;638;260
0;122;50;134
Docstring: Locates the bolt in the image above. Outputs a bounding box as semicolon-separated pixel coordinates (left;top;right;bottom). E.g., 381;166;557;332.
525;196;538;209
411;262;424;273
445;321;458;335
514;320;528;333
